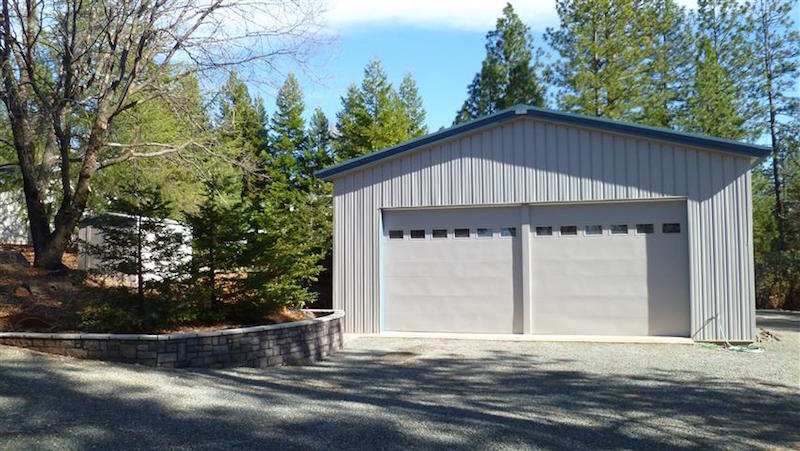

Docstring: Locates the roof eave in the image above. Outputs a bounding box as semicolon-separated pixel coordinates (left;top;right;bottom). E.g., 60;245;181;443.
316;106;771;181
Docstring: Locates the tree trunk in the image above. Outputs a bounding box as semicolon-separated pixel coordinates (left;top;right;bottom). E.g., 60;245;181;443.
761;9;786;250
137;213;145;312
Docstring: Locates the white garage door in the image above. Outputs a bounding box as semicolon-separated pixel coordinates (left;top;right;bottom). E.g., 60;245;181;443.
531;201;690;336
383;207;522;333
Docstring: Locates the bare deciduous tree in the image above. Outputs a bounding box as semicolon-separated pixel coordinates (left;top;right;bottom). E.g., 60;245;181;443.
0;0;324;268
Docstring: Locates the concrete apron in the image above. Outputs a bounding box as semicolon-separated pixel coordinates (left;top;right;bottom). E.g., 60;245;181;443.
347;332;694;345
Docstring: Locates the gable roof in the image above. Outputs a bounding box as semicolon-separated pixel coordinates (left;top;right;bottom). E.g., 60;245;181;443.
316;105;770;181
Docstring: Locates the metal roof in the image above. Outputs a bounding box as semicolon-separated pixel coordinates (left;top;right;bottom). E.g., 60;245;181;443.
316;105;770;180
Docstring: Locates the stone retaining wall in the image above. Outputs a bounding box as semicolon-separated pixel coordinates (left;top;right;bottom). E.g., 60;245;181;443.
0;309;344;368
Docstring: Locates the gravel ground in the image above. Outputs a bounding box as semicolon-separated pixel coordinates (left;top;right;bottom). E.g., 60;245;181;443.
1;311;798;450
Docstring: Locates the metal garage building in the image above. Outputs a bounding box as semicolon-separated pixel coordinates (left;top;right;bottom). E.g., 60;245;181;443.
317;106;769;342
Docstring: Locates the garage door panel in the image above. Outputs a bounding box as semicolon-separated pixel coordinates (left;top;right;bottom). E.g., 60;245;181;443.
383;207;521;334
532;201;690;337
536;314;649;336
385;275;513;297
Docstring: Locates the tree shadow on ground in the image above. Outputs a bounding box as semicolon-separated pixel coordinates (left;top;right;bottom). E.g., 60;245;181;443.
1;344;798;450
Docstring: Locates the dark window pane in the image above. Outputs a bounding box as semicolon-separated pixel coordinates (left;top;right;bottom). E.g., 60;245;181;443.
500;227;516;237
636;224;654;234
560;225;578;235
610;224;628;235
663;223;681;233
388;230;403;239
454;228;470;238
477;228;494;237
585;225;603;235
432;229;447;238
410;229;425;239
535;226;552;236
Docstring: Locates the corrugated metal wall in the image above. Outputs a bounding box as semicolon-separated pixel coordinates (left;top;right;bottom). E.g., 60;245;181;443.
332;117;756;341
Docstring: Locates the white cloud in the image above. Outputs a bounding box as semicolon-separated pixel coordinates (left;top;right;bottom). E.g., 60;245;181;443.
323;0;560;32
323;0;700;33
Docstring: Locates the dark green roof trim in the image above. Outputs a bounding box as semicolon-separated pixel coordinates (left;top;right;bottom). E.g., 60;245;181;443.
316;105;770;180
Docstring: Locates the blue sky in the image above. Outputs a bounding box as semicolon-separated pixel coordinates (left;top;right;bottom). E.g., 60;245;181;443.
298;25;492;131
255;1;567;131
249;0;799;135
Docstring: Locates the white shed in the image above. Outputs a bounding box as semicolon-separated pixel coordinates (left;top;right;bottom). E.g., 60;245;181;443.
0;189;30;245
317;106;769;342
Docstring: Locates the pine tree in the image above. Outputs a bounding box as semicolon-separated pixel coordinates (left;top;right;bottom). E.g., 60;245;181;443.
186;175;247;316
303;107;334;191
218;71;269;195
456;3;545;123
686;37;746;139
683;0;755;139
398;74;428;138
269;73;307;189
750;0;800;250
637;0;692;128
239;178;323;317
335;58;425;160
84;181;185;313
546;0;646;120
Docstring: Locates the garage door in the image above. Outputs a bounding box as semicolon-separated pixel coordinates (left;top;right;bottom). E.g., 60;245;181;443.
383;207;522;333
531;201;690;336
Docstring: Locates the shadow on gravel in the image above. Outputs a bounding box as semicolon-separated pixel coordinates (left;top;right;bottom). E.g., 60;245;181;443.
1;347;798;450
756;310;800;332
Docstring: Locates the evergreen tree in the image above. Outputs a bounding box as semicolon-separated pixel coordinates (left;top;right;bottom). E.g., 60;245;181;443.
399;74;428;138
93;74;210;220
546;0;646;120
218;71;269;195
301;107;335;194
238;178;323;317
186;176;247;316
683;0;755;139
304;107;335;305
686;37;746;139
84;181;185;313
750;0;800;250
637;0;693;127
456;3;545;123
269;73;307;188
335;58;423;160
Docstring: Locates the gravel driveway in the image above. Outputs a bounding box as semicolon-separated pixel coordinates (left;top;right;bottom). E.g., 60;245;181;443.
1;311;798;450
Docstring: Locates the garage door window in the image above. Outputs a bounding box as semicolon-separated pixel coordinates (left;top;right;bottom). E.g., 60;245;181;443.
500;227;516;237
477;228;494;238
560;225;578;236
454;228;470;238
535;226;553;236
388;230;404;239
663;223;681;233
636;224;654;234
610;224;628;235
410;229;425;239
432;229;447;239
585;225;603;235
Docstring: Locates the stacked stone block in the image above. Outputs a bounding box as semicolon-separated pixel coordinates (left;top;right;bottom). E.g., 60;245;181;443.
0;310;344;368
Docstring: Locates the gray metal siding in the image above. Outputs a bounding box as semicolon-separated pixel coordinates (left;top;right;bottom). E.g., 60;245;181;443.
331;117;755;341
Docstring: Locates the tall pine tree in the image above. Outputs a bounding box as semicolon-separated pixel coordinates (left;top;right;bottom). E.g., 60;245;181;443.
750;0;800;250
269;73;307;189
686;37;746;138
456;3;545;123
546;0;646;120
218;71;268;196
399;74;428;138
335;58;427;160
637;0;692;128
683;0;755;139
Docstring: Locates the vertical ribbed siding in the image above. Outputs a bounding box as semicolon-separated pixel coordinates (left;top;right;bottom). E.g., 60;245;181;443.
331;117;756;340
